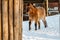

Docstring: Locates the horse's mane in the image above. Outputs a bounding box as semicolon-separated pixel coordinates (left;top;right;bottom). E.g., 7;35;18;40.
33;6;36;8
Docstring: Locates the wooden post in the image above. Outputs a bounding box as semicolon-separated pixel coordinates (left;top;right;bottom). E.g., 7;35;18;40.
59;0;60;13
2;0;8;40
14;0;19;40
19;0;23;40
46;0;48;16
9;0;13;40
0;0;1;40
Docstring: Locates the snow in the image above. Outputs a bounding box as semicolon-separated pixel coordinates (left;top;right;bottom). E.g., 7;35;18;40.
22;14;60;40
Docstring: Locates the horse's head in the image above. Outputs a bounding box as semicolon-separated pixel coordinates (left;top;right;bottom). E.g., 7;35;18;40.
26;3;34;12
27;3;33;6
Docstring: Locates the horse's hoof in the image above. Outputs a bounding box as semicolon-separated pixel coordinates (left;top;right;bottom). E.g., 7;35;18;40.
35;30;37;31
29;29;31;31
29;30;30;31
45;26;47;28
38;27;40;29
45;24;47;28
29;28;31;31
38;28;40;29
35;29;37;30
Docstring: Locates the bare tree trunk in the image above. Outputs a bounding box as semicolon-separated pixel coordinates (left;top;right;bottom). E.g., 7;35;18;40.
2;0;8;40
14;0;19;40
9;0;13;40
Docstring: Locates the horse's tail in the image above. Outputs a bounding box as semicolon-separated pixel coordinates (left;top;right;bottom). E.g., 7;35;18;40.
43;7;46;17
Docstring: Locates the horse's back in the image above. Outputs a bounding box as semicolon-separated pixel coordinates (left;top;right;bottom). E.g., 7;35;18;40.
37;7;46;20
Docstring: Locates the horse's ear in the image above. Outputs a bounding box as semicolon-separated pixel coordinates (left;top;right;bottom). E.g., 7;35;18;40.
30;2;33;5
27;2;33;6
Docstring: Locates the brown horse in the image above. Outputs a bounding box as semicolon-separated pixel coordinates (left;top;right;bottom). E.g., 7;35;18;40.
26;3;47;30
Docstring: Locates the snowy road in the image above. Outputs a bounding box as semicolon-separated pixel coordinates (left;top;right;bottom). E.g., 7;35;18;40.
22;14;60;40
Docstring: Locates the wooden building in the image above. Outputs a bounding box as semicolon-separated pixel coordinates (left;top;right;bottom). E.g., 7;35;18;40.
0;0;23;40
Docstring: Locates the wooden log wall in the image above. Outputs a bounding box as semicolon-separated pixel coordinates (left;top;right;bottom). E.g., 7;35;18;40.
2;0;8;40
0;0;23;40
9;0;13;40
14;0;20;40
19;0;23;40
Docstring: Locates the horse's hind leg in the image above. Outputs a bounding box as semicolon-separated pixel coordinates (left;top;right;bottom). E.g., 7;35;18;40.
38;21;40;29
42;18;47;28
29;20;31;30
35;22;37;30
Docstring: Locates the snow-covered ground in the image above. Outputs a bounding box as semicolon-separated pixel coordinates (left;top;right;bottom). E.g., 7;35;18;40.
22;14;60;40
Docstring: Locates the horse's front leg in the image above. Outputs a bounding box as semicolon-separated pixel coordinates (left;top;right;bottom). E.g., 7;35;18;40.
35;20;37;30
38;21;40;29
29;20;31;30
35;22;37;30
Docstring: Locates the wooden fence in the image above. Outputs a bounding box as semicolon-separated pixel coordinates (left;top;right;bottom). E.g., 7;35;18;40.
0;0;23;40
